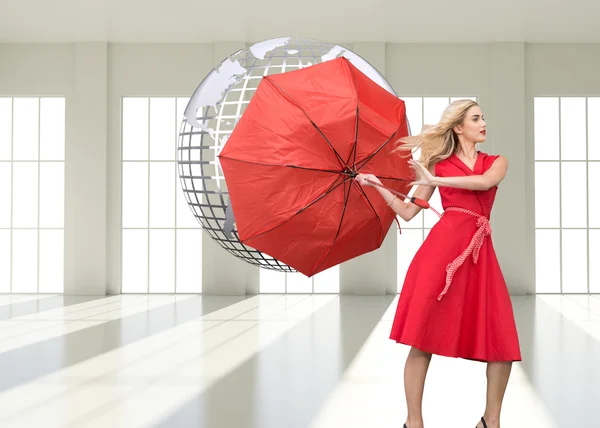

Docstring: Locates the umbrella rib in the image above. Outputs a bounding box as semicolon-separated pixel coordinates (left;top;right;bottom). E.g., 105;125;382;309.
244;175;348;243
310;175;353;275
218;155;343;175
285;164;344;174
354;117;407;172
352;180;383;241
296;174;347;213
344;60;360;170
351;106;359;169
263;77;350;171
354;123;403;171
226;115;342;168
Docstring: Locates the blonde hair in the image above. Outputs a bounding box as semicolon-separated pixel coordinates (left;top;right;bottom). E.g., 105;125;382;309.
394;99;479;170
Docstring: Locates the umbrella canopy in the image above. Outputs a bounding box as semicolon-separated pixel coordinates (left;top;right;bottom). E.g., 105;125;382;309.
218;57;412;277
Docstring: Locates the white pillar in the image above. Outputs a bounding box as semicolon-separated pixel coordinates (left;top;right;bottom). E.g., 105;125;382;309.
489;42;531;295
64;43;108;295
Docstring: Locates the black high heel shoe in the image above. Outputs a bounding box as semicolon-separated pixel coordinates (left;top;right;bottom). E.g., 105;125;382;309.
478;417;488;428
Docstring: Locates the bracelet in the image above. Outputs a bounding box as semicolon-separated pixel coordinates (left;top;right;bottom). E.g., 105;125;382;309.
387;195;397;206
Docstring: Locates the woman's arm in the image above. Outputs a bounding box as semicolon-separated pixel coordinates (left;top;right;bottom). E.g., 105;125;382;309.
432;156;508;191
356;165;437;222
410;156;508;191
379;183;436;222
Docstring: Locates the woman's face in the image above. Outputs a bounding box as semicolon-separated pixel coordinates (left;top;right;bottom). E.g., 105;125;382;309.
456;105;487;143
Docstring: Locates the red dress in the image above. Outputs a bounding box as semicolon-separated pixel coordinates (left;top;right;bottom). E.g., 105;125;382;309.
390;152;522;362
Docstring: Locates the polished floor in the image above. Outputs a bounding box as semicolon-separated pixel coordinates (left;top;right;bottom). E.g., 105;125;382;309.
0;293;598;427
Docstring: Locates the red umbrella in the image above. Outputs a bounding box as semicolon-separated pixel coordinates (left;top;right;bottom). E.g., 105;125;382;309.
219;57;422;277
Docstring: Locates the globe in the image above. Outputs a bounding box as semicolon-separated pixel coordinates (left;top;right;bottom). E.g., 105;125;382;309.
178;37;403;273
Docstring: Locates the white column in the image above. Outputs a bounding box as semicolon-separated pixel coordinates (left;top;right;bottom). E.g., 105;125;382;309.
489;42;531;295
338;42;397;295
201;42;260;295
64;43;108;295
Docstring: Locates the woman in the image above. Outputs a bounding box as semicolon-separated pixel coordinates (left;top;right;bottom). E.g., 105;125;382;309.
356;100;521;428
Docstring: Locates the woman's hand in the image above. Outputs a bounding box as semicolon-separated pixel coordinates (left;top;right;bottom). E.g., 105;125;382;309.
409;159;436;186
355;173;382;187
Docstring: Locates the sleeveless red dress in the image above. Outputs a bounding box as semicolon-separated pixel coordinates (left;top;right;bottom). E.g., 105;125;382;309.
390;152;522;362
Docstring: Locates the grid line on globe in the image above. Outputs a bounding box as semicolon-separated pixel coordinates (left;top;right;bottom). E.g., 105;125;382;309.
177;37;399;273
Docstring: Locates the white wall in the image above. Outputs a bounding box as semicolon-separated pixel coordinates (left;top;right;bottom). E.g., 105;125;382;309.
1;41;597;296
66;43;108;295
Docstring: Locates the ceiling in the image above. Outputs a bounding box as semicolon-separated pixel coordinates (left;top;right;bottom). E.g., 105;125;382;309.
1;0;600;43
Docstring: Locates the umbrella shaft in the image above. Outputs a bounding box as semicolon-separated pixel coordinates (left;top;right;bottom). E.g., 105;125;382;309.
365;179;409;199
364;179;430;210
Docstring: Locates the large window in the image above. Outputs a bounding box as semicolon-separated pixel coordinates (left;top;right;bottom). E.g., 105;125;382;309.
0;97;65;293
121;97;202;293
397;97;477;292
534;97;599;294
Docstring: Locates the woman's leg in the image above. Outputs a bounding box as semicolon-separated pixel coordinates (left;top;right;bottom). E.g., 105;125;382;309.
477;361;513;428
404;346;432;428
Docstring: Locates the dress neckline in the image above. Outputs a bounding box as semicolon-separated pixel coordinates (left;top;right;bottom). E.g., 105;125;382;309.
452;151;481;174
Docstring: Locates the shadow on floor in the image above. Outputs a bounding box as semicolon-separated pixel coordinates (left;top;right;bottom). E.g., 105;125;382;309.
155;295;396;428
0;295;247;393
